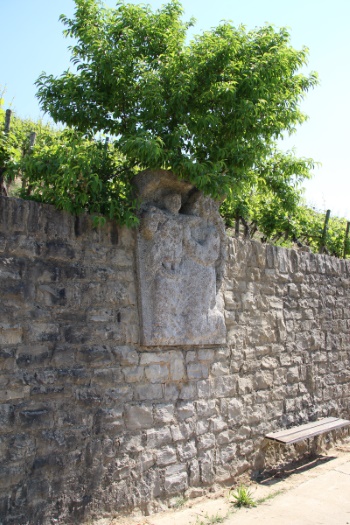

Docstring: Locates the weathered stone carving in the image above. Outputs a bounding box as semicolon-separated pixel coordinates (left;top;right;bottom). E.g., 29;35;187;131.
133;170;226;346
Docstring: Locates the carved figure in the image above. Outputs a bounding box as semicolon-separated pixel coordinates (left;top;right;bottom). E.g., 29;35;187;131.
134;170;226;346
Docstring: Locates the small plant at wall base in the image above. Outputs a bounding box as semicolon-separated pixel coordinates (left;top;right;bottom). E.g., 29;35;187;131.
229;485;256;508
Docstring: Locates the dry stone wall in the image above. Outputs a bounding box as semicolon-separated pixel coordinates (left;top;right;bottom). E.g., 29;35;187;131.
0;196;349;525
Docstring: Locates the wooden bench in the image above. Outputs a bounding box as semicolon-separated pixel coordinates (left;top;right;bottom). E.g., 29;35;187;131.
265;417;350;445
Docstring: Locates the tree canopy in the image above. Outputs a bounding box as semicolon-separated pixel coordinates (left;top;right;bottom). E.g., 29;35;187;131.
1;97;349;258
36;0;318;199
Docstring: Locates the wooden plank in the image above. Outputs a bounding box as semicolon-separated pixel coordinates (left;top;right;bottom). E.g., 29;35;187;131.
267;418;350;444
266;417;350;445
266;418;338;440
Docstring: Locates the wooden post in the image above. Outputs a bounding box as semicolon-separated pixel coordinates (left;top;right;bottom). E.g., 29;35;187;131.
235;215;240;237
319;209;331;254
4;109;12;134
29;131;37;148
343;221;350;259
1;109;12;196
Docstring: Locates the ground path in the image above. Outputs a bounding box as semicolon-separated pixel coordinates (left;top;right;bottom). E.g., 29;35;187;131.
94;442;350;525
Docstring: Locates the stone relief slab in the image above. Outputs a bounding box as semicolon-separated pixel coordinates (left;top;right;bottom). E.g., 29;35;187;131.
133;170;226;346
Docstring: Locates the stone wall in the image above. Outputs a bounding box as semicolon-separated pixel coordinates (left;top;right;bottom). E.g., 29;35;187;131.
0;197;349;525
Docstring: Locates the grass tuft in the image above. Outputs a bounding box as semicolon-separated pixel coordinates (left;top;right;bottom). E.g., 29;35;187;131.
229;485;256;508
195;512;227;525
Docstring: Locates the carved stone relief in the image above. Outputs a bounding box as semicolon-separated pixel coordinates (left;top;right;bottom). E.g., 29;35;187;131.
133;170;226;346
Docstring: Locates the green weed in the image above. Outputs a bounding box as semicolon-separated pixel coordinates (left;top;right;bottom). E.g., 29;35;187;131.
229;485;256;508
256;489;285;505
195;512;227;525
173;495;188;509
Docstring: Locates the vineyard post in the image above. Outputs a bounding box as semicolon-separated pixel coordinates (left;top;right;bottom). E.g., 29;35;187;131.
0;109;12;196
29;131;37;148
235;215;240;237
343;221;350;259
21;131;37;196
319;209;331;254
4;109;12;134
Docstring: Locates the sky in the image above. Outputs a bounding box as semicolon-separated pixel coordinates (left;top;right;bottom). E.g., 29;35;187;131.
2;0;350;220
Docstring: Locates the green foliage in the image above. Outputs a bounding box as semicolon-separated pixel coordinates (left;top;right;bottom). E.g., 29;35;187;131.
292;206;349;257
17;130;139;228
229;485;256;508
220;149;315;238
0;94;138;227
172;496;188;509
36;0;318;200
0;97;57;192
7;1;349;253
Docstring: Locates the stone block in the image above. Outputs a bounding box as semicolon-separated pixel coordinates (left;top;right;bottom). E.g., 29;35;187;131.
197;379;210;398
197;433;216;450
153;403;175;424
177;440;197;461
169;355;186;381
164;464;188;495
179;382;196;400
254;371;273;390
92;367;124;385
189;458;200;486
185;350;197;363
210;362;230;377
113;346;139;366
76;345;113;365
135;383;163;401
141;450;155;471
170;422;194;442
239;439;254;456
287;366;300;384
209;417;227;433
261;356;279;369
187;362;209;380
140;352;169;365
125;405;153;430
122;434;143;453
227;398;244;420
0;327;23;345
217;430;235;445
237;377;253;395
156;445;177;466
211;375;237;398
219;443;237;463
196;419;210;435
146;427;172;448
176;401;195;420
163;383;180;401
123;366;145;383
198;349;215;362
199;450;215;484
196;399;217;418
145;363;169;383
95;408;124;434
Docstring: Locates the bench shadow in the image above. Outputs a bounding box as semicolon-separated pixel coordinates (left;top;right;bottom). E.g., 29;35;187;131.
256;454;337;486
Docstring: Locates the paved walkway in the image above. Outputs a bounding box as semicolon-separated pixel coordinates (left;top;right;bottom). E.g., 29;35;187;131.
97;443;350;525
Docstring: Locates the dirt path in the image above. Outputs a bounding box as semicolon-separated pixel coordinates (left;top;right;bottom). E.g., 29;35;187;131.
93;443;350;525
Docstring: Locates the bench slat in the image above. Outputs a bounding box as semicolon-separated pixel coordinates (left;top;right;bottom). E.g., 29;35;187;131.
266;417;350;445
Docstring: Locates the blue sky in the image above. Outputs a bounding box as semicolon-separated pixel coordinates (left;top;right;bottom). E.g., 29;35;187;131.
2;0;350;219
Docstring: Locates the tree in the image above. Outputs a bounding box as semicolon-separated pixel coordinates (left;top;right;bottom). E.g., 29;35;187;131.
220;149;316;240
36;0;318;201
17;129;138;227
